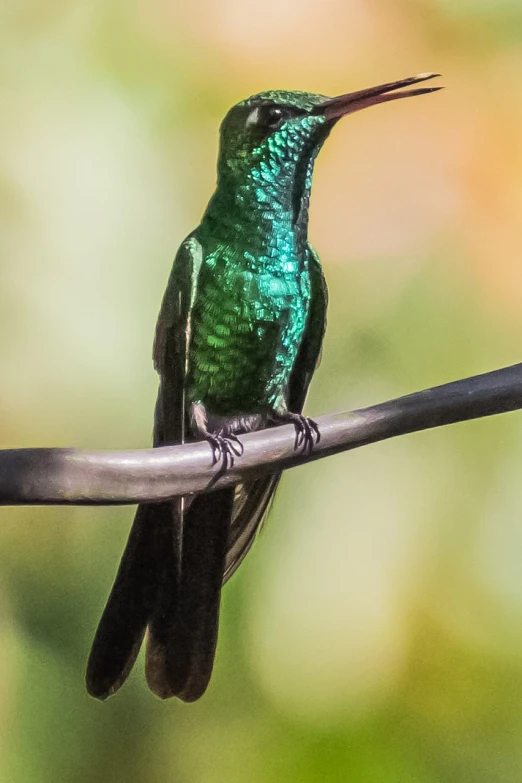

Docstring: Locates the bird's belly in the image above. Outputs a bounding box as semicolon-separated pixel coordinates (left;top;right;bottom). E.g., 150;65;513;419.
187;267;310;416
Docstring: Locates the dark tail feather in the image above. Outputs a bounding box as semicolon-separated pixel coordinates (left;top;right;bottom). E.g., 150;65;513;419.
86;501;180;699
146;487;233;702
144;497;184;699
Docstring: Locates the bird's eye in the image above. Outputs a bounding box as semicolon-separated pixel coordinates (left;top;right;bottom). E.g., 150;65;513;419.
264;107;284;128
245;105;288;132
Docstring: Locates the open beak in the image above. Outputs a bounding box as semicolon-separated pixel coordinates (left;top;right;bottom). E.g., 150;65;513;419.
313;73;442;121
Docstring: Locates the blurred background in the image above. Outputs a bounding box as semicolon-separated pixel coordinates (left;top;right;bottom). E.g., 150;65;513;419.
1;0;522;780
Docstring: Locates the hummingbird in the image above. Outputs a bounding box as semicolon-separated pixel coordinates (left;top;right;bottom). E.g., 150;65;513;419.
86;73;441;702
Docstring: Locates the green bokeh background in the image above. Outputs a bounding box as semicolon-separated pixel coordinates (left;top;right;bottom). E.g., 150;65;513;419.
2;1;522;780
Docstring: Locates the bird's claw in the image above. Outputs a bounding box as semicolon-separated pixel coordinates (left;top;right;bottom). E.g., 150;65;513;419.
206;430;243;470
292;414;320;455
225;431;244;457
273;412;320;456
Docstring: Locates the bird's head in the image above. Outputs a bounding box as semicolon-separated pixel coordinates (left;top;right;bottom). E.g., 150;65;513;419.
216;74;442;188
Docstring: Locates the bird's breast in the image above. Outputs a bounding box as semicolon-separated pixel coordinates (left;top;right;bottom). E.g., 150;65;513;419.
187;247;311;415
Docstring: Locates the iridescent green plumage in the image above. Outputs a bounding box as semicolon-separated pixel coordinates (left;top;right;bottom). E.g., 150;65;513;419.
86;74;441;703
187;91;330;415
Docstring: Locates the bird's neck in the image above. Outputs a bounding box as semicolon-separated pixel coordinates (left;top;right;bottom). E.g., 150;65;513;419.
200;155;317;256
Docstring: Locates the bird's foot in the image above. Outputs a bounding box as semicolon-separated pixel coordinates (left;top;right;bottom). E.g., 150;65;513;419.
191;402;245;471
272;412;320;455
205;430;244;470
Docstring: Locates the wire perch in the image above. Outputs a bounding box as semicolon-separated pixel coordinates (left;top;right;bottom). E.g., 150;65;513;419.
0;362;521;506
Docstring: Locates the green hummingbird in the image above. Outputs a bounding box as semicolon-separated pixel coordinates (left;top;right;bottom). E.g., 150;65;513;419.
86;73;441;702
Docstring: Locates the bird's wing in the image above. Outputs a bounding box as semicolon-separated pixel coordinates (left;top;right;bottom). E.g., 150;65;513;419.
287;247;328;412
146;235;218;699
223;474;282;583
153;233;203;440
147;236;237;701
223;247;328;583
86;237;202;700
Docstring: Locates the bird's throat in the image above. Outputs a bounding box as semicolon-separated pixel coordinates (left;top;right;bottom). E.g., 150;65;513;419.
203;162;317;255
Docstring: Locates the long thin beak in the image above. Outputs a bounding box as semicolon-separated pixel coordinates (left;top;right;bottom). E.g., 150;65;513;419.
313;73;443;121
